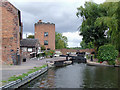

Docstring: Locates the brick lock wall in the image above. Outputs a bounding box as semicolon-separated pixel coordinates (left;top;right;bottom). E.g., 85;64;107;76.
35;20;55;50
1;1;21;64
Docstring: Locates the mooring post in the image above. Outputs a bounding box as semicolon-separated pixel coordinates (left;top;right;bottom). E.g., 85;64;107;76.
91;55;93;61
66;54;69;61
66;56;68;61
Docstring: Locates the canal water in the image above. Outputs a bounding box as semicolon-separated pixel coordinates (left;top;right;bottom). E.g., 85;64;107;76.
20;63;119;88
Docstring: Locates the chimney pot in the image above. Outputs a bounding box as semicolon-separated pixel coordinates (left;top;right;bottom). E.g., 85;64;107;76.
39;20;42;22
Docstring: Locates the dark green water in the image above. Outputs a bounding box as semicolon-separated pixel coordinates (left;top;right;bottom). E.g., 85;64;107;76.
20;63;119;88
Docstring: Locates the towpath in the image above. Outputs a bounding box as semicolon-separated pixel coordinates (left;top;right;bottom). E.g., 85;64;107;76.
0;57;66;86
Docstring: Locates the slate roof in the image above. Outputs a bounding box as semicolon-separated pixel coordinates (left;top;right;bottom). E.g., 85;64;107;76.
20;39;39;47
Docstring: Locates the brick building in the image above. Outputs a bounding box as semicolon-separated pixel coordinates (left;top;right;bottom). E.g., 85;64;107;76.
35;20;55;50
20;39;41;60
1;1;22;65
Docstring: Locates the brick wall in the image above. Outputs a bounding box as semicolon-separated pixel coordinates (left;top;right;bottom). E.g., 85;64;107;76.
56;49;95;55
0;1;1;83
1;1;21;64
35;20;55;50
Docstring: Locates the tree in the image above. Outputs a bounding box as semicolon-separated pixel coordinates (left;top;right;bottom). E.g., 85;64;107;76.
76;2;108;51
55;32;68;49
27;35;34;39
94;2;120;52
80;40;94;49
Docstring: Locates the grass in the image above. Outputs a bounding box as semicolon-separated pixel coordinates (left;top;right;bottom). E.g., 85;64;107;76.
1;81;7;83
118;57;120;61
1;64;47;84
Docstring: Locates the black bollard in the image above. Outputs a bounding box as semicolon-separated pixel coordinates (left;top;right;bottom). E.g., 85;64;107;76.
23;58;26;62
66;56;68;61
91;55;93;61
66;54;69;61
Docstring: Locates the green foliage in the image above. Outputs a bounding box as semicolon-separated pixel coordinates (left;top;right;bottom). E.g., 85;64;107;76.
77;1;120;52
41;45;46;51
77;2;108;49
44;51;49;57
94;2;120;51
98;44;118;65
86;54;91;59
48;50;55;56
1;80;7;83
43;50;55;57
27;35;34;39
36;53;43;58
8;75;18;81
80;40;94;49
118;58;120;61
55;32;68;49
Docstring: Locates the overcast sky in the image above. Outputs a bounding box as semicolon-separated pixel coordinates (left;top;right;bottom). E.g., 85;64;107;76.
8;0;105;47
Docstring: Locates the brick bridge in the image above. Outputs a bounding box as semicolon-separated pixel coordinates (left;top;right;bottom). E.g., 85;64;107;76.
55;49;95;55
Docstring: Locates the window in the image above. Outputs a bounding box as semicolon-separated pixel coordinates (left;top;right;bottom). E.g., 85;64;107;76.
44;32;48;37
28;48;32;52
22;48;27;52
44;40;48;45
47;48;50;50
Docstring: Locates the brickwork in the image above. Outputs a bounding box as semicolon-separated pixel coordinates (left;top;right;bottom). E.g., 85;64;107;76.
0;1;2;67
1;1;22;64
56;49;95;55
35;20;55;50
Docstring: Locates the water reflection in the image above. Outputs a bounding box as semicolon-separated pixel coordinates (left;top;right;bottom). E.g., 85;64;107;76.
20;63;119;88
82;66;118;88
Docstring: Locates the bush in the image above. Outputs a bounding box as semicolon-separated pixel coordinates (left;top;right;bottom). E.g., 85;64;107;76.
36;53;42;58
44;50;55;57
44;51;49;57
98;44;118;65
41;45;46;51
48;50;55;56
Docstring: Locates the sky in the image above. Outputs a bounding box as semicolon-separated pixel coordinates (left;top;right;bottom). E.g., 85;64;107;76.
8;0;105;47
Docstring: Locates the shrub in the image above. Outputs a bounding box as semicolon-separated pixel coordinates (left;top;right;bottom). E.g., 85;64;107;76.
41;45;46;51
86;54;91;59
98;44;118;65
118;58;120;61
48;50;55;56
44;51;49;57
44;50;55;57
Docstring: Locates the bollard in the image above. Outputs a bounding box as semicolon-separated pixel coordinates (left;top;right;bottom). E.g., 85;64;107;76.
66;56;68;61
66;54;69;61
91;55;93;61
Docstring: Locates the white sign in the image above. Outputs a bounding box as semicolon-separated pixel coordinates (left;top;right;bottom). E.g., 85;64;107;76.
28;48;32;52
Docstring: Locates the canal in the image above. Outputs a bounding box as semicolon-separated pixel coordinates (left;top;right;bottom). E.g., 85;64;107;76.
20;63;119;88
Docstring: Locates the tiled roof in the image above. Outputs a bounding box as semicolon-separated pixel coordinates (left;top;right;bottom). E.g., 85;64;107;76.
20;39;39;47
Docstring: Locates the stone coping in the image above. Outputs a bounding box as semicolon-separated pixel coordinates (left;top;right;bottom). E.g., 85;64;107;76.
0;66;48;89
87;60;120;67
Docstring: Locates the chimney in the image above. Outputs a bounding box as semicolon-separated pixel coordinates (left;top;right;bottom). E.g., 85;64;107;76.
39;20;42;22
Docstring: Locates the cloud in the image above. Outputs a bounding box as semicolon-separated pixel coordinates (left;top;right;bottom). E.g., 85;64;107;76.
9;1;84;33
8;0;105;47
63;31;82;47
